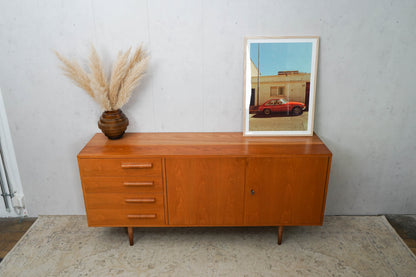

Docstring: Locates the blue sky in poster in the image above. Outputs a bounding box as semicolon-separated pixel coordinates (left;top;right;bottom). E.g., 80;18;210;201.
250;42;312;76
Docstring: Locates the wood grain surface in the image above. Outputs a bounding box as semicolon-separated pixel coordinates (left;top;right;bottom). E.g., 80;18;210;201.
244;157;330;225
77;132;332;242
82;177;163;193
78;158;162;177
78;133;331;158
166;158;245;225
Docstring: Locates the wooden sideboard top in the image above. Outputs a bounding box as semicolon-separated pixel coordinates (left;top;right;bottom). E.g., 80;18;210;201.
78;132;332;158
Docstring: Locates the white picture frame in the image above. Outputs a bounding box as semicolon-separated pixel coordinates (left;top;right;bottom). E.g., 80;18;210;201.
243;36;319;136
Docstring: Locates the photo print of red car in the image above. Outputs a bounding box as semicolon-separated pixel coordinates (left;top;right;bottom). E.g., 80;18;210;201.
244;37;319;135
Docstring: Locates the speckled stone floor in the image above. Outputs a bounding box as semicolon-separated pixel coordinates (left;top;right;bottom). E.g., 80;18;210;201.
0;215;415;276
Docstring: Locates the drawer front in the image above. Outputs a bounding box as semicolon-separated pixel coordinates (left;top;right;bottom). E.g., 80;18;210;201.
82;176;163;193
86;208;165;226
79;158;162;177
84;193;164;209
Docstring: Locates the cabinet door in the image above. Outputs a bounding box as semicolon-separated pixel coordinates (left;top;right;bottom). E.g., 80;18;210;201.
244;157;329;225
166;158;245;225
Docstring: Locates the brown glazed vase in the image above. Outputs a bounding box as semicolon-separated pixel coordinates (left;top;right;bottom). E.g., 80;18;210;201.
98;109;129;140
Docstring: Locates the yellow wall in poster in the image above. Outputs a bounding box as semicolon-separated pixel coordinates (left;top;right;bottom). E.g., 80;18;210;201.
251;71;310;105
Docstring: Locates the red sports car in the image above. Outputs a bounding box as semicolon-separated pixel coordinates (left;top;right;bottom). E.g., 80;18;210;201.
257;98;306;116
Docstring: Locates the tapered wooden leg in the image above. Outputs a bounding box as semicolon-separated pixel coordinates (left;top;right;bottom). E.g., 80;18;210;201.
278;226;284;245
127;227;134;246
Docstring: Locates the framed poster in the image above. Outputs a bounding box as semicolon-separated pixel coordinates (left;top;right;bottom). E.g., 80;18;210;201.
243;36;319;136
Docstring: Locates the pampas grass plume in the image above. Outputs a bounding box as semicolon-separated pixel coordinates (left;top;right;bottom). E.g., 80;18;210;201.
108;48;131;108
115;55;149;110
55;44;148;111
55;51;94;98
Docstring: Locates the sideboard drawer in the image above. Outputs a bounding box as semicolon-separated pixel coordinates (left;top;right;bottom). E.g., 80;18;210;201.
86;209;165;226
82;176;164;193
84;193;164;209
79;158;162;177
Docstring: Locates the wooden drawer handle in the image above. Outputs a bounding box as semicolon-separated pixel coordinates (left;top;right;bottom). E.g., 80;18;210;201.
121;163;153;169
127;214;157;219
123;181;154;187
125;198;156;203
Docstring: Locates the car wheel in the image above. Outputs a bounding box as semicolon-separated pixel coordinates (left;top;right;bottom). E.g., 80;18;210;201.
263;109;271;116
292;107;302;116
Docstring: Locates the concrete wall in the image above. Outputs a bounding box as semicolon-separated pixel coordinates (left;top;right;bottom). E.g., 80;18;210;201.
0;0;415;216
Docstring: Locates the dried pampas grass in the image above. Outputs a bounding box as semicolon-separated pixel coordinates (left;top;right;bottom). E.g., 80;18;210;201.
115;55;149;110
109;48;131;108
55;51;94;98
55;45;148;111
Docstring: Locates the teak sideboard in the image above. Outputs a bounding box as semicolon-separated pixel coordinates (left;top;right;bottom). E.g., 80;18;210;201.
78;132;332;245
